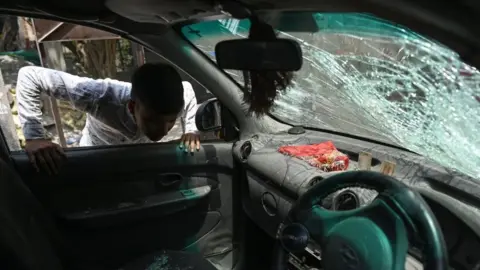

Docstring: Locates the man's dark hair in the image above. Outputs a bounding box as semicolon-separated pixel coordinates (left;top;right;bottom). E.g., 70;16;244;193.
131;63;184;114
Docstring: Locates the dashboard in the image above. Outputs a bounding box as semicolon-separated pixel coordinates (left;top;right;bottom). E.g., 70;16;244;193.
234;132;480;270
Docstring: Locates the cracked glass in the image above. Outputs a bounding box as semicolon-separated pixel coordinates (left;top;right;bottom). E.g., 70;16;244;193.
182;13;480;180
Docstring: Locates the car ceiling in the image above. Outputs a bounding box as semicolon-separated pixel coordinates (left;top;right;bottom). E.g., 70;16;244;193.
3;0;480;69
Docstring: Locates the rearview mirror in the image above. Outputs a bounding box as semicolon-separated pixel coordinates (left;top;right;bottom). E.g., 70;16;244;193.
195;98;222;132
215;39;303;71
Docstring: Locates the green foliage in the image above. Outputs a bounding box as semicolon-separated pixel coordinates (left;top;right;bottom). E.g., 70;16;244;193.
116;39;133;72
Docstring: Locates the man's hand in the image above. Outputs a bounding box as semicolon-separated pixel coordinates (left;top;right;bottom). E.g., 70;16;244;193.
24;139;66;175
179;133;200;153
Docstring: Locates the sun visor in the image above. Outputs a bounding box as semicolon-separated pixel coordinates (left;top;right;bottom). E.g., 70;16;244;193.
105;0;220;24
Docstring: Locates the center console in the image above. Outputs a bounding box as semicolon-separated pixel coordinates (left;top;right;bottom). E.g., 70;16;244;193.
287;243;323;270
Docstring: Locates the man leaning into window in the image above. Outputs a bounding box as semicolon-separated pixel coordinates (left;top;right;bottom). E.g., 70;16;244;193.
16;63;200;174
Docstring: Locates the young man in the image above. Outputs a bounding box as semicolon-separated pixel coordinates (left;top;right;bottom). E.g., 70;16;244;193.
16;63;200;174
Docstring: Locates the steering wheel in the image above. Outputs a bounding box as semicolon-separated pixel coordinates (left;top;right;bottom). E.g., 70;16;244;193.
272;171;448;270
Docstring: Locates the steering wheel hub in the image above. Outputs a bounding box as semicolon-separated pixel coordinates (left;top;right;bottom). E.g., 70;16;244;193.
323;217;393;270
279;223;310;253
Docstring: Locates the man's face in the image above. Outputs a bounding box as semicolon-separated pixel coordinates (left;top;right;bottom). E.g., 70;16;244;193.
130;100;179;141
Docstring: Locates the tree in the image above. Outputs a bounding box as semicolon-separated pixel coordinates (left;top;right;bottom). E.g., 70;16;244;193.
0;15;19;52
63;39;117;79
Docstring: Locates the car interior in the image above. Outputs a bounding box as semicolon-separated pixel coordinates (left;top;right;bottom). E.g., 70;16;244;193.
1;0;480;270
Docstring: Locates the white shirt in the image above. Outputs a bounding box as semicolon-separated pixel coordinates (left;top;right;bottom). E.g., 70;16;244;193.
16;66;198;146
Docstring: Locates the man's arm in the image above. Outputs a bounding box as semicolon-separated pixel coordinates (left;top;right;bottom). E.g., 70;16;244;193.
16;66;131;140
180;81;200;152
182;81;199;134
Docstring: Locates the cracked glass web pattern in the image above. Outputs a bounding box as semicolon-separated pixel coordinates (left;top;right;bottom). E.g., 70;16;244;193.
183;13;480;180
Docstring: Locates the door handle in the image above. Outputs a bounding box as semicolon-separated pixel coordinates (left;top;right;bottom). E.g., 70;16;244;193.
156;173;183;188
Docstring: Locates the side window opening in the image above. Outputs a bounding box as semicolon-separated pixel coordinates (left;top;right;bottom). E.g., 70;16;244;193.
0;16;216;151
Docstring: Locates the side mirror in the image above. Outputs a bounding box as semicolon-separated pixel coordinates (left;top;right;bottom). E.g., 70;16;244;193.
195;98;222;132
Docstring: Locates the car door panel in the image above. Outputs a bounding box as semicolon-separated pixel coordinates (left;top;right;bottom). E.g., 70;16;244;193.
10;142;236;268
60;185;212;228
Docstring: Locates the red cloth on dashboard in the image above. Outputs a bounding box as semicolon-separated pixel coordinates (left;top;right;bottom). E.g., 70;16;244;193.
278;141;349;172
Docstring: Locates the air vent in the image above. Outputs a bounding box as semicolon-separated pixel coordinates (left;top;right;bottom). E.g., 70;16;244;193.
332;190;359;211
240;141;252;162
308;176;323;187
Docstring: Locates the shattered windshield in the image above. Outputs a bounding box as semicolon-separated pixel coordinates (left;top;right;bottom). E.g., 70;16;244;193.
182;13;480;180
